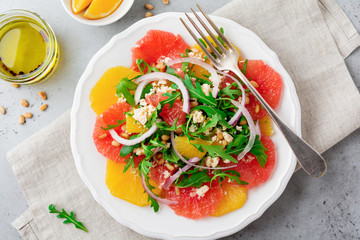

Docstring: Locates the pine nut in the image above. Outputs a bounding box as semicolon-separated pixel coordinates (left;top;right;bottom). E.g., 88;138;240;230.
161;140;168;146
98;133;107;139
19;115;25;125
121;125;127;131
144;3;154;10
38;91;47;100
155;62;166;72
190;101;199;107
250;81;259;88
157;158;164;165
111;140;120;147
175;186;180;195
11;83;19;88
161;135;170;141
40;104;48;111
145;12;153;18
221;140;228;147
239;119;247;125
255;104;260;113
21;99;29;107
217;132;224;140
0;105;5;115
165;162;175;171
24;112;33;118
120;132;129;139
155;152;163;160
245;96;250;105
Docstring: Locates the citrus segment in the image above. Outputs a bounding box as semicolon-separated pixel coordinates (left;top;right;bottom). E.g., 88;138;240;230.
93;102;131;162
238;60;283;120
166;182;223;219
211;183;247;217
126;111;144;133
174;136;211;159
131;30;189;72
146;92;186;126
83;0;123;19
106;160;150;206
71;0;93;14
259;115;274;137
90;66;139;115
234;136;276;189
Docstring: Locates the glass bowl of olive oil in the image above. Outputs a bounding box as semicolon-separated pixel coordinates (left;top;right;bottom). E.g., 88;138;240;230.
0;10;59;84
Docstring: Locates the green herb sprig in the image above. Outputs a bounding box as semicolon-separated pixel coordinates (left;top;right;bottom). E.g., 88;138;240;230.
49;204;88;232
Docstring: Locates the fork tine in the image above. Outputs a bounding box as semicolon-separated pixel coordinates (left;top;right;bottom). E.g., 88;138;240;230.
179;17;217;64
190;8;227;54
196;4;236;53
184;13;222;59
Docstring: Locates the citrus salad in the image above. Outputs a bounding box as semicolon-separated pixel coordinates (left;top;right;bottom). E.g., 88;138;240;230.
90;29;282;219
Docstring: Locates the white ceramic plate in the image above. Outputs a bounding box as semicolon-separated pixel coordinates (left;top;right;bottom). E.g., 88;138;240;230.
71;12;301;240
60;0;134;26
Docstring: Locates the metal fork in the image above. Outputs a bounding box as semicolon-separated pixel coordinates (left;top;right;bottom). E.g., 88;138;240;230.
181;5;327;177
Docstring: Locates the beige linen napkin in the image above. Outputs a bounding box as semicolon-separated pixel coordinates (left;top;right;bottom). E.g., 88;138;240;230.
7;0;360;239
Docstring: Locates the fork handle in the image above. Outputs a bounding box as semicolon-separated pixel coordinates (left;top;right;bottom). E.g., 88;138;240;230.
230;66;327;177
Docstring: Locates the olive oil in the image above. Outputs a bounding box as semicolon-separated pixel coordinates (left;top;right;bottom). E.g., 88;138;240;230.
0;10;59;84
0;21;47;76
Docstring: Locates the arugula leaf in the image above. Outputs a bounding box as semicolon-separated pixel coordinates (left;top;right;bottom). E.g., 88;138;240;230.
120;144;138;158
148;196;159;212
101;119;125;130
192;105;227;119
165;65;181;78
194;114;221;135
156;119;178;131
157;91;180;110
136;59;159;74
220;82;242;99
184;74;216;107
198;38;207;48
162;148;180;164
49;204;88;232
142;142;156;159
116;77;137;107
250;136;268;168
241;59;248;75
123;156;134;173
211;170;248;186
175;170;211;188
140;84;153;99
199;144;237;163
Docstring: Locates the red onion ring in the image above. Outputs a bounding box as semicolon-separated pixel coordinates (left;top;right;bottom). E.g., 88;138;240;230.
170;131;237;170
255;120;261;139
162;157;201;190
133;72;190;114
231;100;256;160
140;173;178;205
109;120;160;146
167;57;221;98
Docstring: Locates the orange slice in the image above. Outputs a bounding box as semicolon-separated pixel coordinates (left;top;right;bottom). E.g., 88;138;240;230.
211;182;247;217
106;160;161;206
89;66;139;116
174;136;211;159
71;0;93;14
83;0;123;20
259;115;274;137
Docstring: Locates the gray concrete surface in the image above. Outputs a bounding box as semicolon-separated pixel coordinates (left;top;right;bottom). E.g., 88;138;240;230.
0;0;359;239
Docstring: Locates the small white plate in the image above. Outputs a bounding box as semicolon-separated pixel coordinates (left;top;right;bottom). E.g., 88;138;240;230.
60;0;134;26
71;12;301;240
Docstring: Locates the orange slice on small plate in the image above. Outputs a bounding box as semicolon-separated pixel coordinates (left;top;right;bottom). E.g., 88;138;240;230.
83;0;123;20
71;0;93;14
